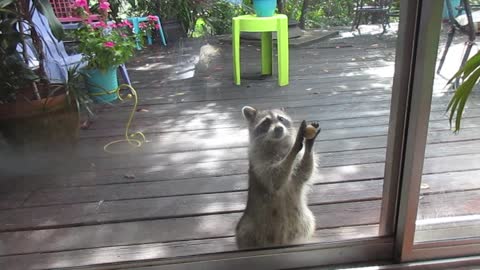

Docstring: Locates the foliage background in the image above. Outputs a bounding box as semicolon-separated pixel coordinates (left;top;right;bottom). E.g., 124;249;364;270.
88;0;401;37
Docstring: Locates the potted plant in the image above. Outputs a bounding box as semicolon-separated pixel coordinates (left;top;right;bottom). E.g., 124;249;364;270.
73;0;136;103
0;0;87;150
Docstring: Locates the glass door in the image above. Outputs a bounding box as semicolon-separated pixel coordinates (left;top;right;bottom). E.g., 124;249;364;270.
8;0;480;269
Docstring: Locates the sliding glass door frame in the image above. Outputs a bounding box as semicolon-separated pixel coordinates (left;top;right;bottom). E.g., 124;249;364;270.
394;0;480;262
379;0;422;238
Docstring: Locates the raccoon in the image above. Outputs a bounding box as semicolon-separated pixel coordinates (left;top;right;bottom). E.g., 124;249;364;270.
235;106;321;249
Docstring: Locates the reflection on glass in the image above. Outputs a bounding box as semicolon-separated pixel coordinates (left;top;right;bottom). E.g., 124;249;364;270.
0;1;401;268
415;0;480;243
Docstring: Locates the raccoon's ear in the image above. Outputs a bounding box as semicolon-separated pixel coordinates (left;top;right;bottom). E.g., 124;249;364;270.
242;106;257;122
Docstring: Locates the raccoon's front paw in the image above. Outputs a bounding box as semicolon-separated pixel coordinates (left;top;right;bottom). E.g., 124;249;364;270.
305;122;321;153
293;120;307;153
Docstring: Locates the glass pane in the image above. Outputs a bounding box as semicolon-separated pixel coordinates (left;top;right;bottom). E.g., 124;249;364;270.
415;0;480;243
0;0;403;268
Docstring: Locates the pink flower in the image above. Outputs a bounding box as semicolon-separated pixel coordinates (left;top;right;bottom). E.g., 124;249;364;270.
139;22;147;29
74;0;88;8
121;33;127;37
108;22;118;28
103;41;115;48
90;22;100;29
99;1;110;11
91;21;107;28
155;24;160;30
123;20;133;28
147;15;157;21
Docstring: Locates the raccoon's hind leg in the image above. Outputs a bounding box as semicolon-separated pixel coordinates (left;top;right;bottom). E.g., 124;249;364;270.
236;216;261;248
294;122;321;184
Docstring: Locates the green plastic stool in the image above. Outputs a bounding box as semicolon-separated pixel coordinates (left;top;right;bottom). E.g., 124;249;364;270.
232;14;289;86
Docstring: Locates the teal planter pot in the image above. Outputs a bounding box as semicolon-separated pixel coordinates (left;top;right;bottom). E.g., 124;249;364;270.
84;66;119;103
253;0;276;17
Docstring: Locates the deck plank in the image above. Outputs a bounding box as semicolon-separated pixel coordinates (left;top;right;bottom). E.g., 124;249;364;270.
0;180;382;231
417;189;480;220
3;146;480;194
416;220;480;242
1;185;478;258
97;89;393;119
80;110;480;141
0;200;381;256
0;225;380;270
19;164;480;209
0;192;30;210
61;152;480;187
15;137;480;209
131;83;394;107
3;97;479;178
72;122;480;159
5;165;480;231
0;160;384;192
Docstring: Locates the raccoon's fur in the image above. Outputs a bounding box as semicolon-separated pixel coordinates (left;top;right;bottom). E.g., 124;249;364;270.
235;106;321;249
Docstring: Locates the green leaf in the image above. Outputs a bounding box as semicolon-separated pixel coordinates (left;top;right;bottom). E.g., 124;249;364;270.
33;0;64;41
447;50;480;85
447;66;480;132
0;7;18;15
0;0;14;8
461;50;480;80
447;89;461;125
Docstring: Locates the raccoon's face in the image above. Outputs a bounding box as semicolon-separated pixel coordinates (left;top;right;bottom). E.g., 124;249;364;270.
242;106;293;143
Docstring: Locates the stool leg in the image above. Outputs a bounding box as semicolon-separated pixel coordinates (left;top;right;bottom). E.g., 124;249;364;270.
261;32;273;75
277;17;289;86
147;33;153;45
132;18;142;50
233;19;241;85
155;16;167;46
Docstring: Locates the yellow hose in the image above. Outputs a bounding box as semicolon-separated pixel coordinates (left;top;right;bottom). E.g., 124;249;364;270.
103;84;146;154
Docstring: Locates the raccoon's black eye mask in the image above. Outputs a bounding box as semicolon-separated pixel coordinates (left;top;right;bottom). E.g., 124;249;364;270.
253;117;272;137
277;115;291;127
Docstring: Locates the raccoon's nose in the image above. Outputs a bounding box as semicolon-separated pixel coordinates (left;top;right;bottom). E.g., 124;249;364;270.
274;126;284;137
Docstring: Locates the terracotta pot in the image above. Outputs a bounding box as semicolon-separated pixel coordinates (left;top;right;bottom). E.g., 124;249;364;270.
0;84;80;151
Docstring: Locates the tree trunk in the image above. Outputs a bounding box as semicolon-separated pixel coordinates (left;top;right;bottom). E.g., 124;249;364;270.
277;0;285;14
299;0;310;29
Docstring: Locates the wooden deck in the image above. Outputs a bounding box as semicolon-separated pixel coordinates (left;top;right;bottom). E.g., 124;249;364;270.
1;27;480;269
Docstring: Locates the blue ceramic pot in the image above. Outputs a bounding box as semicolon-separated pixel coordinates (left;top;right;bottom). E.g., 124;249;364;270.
253;0;276;17
84;66;119;103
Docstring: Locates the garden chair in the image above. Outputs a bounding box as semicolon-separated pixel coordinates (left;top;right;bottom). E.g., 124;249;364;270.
437;0;480;87
21;4;131;85
351;0;396;33
28;5;85;83
50;0;103;24
126;16;167;50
